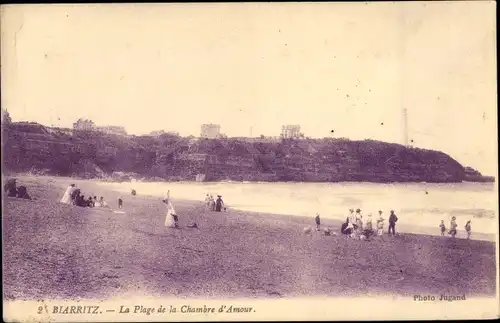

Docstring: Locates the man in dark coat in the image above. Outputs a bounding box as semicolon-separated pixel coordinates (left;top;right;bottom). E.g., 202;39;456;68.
315;213;321;231
388;210;398;236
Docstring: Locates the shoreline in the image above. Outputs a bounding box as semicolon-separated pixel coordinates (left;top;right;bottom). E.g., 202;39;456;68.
5;173;497;242
2;174;497;300
94;177;496;242
3;171;496;185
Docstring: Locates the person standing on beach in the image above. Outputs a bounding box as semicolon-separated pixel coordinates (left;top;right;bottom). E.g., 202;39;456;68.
388;210;398;236
348;208;355;225
376;211;384;236
354;209;363;236
209;195;216;211
465;220;471;239
163;191;179;228
315;213;321;231
60;184;76;204
439;220;446;236
118;198;123;209
364;213;374;238
449;216;458;238
353;208;361;225
204;194;211;210
215;195;224;212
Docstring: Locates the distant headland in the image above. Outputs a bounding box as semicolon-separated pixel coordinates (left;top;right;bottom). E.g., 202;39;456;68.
1;120;494;183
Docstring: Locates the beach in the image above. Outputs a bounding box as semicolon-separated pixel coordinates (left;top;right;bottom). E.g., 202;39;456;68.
2;175;497;300
99;179;497;240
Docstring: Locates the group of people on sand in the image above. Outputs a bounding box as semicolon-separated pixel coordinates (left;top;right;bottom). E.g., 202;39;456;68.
162;191;227;230
4;178;32;200
60;184;111;209
309;208;398;240
339;208;398;240
311;208;474;241
204;194;225;212
440;217;472;239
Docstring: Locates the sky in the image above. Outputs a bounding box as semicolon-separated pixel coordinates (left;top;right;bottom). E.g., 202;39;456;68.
1;2;497;174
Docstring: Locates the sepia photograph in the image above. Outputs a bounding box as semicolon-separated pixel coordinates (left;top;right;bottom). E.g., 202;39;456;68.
1;2;498;321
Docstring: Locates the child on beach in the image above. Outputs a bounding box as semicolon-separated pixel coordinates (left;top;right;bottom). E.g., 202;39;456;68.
376;211;384;236
449;216;458;238
465;220;471;239
315;213;321;231
439;220;446;236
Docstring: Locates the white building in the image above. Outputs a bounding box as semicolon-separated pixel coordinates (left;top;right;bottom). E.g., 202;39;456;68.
96;125;127;136
149;130;180;137
73;118;95;131
200;124;221;139
281;125;301;139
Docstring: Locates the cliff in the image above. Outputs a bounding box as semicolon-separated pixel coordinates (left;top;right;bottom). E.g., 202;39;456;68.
1;122;467;183
463;166;495;183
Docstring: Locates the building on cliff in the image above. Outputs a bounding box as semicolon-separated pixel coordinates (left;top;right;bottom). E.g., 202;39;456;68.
1;108;12;124
73;118;95;131
96;125;127;136
281;125;301;139
200;124;221;139
149;130;180;137
73;119;127;136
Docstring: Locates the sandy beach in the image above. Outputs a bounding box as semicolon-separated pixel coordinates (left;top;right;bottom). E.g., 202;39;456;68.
2;175;497;300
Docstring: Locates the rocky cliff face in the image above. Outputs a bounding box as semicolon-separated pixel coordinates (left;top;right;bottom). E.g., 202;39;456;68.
1;122;466;183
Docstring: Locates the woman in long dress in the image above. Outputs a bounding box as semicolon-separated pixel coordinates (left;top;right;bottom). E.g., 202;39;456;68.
215;195;224;212
60;184;76;204
209;195;215;211
163;191;179;228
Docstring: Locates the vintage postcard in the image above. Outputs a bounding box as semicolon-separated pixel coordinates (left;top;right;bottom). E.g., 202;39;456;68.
1;2;498;322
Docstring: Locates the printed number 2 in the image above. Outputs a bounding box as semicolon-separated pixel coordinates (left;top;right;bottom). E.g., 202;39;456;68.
38;306;43;314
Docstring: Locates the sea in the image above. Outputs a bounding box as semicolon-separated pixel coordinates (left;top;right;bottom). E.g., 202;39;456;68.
98;181;497;237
